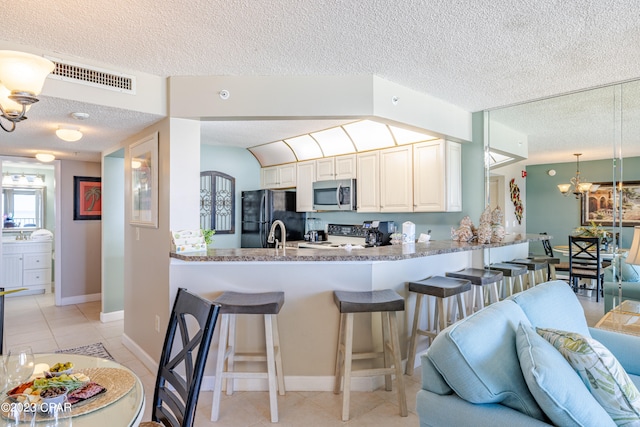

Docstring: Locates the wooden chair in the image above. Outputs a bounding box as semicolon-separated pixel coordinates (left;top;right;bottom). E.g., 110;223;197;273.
140;288;221;427
569;236;604;302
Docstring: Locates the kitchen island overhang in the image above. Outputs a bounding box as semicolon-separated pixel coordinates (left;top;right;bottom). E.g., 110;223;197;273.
168;234;549;392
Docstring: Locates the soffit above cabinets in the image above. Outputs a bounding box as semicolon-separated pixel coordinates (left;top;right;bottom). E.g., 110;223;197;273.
248;119;440;167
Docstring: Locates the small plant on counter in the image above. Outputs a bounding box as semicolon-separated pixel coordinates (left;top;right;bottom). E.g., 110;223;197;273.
202;228;216;246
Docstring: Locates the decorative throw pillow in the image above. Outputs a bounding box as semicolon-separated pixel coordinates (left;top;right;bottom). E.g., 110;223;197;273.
537;327;640;425
516;323;615;426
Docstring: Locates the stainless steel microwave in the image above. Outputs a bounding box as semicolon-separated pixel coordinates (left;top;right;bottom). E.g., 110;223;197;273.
312;179;357;211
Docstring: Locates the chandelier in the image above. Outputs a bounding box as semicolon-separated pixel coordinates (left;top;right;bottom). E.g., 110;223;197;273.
557;153;594;198
0;50;55;132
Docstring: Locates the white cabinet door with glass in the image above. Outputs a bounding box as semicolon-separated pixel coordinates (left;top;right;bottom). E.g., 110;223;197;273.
1;241;52;295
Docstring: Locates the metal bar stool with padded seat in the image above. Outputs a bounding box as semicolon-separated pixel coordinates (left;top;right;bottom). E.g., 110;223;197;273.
528;234;560;280
405;276;471;376
333;289;407;421
509;258;548;288
211;291;285;423
488;263;528;296
445;268;503;313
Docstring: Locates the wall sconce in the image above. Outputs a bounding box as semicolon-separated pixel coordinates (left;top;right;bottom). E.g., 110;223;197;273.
0;50;55;132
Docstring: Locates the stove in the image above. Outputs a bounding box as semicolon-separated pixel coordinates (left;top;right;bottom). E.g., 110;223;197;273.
298;223;367;249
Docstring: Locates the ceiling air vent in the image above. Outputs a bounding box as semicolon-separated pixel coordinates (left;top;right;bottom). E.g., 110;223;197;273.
46;57;136;95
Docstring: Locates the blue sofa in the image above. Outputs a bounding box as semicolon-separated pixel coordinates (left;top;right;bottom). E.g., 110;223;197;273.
417;280;640;426
603;252;640;312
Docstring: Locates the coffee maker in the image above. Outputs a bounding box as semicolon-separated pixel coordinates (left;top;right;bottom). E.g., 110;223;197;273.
363;220;395;247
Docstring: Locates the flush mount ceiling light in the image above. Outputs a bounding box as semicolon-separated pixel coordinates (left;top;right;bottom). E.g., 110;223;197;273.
56;126;83;142
558;153;593;198
0;50;55;133
35;153;55;162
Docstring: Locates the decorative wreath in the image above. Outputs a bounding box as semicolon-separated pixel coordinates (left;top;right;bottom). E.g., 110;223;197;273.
509;178;523;224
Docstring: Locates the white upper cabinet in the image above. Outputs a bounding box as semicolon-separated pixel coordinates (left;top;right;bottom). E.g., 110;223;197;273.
379;146;413;212
446;141;462;212
356;151;380;212
261;163;297;189
296;160;316;212
413;140;445;211
413;139;462;212
315;154;356;181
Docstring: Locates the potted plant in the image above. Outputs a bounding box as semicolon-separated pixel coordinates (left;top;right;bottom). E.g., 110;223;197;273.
202;229;216;247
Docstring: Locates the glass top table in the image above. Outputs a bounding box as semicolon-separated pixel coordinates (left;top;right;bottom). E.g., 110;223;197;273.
3;353;144;426
595;300;640;336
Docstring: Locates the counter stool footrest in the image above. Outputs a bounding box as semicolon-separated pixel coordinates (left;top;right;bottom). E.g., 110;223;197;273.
351;367;397;377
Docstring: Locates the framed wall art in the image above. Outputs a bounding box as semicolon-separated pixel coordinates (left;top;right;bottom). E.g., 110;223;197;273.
74;176;102;220
581;181;640;226
130;132;159;228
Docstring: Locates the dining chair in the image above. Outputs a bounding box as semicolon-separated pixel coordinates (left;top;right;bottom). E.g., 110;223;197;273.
568;236;604;302
140;288;221;427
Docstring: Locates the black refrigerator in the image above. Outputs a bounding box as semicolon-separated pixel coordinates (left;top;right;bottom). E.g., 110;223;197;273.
241;190;306;248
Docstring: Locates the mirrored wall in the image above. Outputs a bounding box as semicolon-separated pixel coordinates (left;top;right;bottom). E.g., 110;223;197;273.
485;79;640;308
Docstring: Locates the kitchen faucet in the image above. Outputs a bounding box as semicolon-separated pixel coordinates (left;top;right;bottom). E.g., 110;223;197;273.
267;220;286;249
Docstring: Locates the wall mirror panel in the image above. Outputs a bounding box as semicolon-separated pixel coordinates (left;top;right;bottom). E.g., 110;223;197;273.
484;80;639;307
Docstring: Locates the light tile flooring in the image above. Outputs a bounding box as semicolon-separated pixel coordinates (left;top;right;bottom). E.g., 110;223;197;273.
3;292;422;426
3;287;605;426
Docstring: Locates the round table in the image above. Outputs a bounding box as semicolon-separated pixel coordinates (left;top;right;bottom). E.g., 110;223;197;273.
553;245;627;261
6;353;144;426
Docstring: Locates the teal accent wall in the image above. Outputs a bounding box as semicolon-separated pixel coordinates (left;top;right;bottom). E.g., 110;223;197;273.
200;145;261;248
526;156;640;252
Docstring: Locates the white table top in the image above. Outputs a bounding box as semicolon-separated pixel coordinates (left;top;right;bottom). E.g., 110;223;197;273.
6;353;144;426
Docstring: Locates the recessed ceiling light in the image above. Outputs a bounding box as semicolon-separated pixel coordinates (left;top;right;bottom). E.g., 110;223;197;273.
56;126;82;142
35;153;55;162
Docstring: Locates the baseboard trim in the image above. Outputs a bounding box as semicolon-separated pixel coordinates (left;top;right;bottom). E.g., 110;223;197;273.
100;310;124;323
122;333;159;375
59;293;101;305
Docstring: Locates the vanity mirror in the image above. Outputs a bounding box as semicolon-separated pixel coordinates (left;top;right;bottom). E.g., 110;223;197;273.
2;186;45;231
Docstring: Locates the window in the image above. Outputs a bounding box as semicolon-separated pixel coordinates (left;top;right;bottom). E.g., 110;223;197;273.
200;171;235;234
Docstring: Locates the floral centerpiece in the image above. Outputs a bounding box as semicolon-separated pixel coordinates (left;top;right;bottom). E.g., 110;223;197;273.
573;221;612;246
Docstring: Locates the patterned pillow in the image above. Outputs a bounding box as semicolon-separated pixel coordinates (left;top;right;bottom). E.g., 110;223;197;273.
537;327;640;425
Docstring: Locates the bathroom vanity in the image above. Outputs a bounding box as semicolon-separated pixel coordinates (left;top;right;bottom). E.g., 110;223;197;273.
1;239;52;295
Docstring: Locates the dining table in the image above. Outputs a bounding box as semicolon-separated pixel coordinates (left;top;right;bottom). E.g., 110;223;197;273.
2;353;145;426
553;245;628;261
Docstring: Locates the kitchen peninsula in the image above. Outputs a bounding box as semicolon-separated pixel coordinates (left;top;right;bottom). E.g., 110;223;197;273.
169;234;549;391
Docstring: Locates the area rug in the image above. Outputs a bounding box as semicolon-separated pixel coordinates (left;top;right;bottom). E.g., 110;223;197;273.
55;342;114;361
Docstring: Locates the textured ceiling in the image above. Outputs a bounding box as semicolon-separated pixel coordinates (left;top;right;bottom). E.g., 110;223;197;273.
2;0;640;163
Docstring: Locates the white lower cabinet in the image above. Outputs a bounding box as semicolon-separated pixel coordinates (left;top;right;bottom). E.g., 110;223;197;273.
1;241;52;295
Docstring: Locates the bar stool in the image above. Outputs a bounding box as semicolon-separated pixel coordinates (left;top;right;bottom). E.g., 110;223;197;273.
405;276;471;376
211;291;285;423
529;255;560;280
445;268;503;313
510;259;548;288
333;289;407;421
489;263;528;296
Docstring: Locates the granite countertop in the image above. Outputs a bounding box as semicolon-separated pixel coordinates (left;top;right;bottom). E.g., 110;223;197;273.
170;234;551;262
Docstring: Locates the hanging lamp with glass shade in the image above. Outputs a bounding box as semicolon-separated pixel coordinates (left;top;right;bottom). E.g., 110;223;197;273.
0;50;55;132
